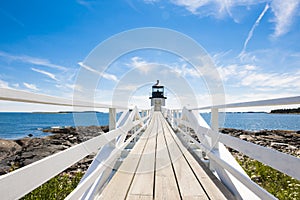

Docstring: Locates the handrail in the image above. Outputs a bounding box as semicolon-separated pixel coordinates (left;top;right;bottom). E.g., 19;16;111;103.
66;116;150;199
191;95;300;110
176;127;276;200
0;88;127;109
177;116;300;180
0;109;149;199
219;133;300;180
168;98;300;199
0;133;116;199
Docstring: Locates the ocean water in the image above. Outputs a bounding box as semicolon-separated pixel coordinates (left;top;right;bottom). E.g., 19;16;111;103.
201;112;300;132
0;112;299;140
0;112;112;140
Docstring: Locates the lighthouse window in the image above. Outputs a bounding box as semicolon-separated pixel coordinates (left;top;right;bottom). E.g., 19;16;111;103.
152;88;164;93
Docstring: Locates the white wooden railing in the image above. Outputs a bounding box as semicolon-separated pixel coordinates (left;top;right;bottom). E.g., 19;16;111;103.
165;95;300;200
0;88;151;199
1;87;300;200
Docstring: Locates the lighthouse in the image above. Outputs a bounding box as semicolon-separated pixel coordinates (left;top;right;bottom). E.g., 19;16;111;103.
150;80;167;111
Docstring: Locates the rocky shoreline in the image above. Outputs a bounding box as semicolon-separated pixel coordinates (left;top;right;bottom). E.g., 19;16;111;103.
0;126;299;176
0;126;109;175
220;128;300;158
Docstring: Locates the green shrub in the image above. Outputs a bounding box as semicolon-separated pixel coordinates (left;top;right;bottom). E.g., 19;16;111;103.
237;156;300;200
21;172;83;200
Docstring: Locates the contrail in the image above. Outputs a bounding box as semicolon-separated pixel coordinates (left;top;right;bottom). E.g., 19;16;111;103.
239;3;270;58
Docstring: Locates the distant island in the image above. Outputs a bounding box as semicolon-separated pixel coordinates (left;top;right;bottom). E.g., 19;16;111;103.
32;111;103;114
270;107;300;114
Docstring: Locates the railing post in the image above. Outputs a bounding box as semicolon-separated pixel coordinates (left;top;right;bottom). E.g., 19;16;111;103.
175;110;179;127
211;108;219;132
210;108;219;171
171;110;175;128
109;108;116;131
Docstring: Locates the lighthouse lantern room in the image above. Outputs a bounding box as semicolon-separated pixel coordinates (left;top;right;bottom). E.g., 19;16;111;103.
150;80;167;111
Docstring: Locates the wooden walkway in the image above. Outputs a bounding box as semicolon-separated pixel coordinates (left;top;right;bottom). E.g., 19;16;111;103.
96;112;230;199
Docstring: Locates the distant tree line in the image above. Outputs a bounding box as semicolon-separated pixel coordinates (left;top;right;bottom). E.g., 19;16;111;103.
270;107;300;114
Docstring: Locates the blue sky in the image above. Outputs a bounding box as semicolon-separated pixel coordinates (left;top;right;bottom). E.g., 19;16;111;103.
0;0;299;111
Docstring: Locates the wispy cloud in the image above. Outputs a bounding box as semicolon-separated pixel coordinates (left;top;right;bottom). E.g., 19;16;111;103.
170;0;266;18
172;63;202;78
129;56;212;79
12;83;19;88
164;0;299;37
31;68;58;81
170;0;211;15
217;64;257;81
0;79;10;89
129;56;155;74
270;0;300;37
23;82;39;91
0;51;67;71
0;8;24;27
240;3;269;57
143;0;160;4
217;64;300;91
241;71;300;89
78;62;118;82
76;0;96;10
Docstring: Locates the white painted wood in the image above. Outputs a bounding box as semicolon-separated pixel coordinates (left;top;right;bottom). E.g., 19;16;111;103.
67;109;150;199
109;108;116;131
176;126;244;199
116;110;149;147
116;109;130;127
180;107;300;191
192;95;300;110
178;129;275;200
219;133;300;180
0;134;114;200
67;119;150;200
165;116;231;200
207;151;276;200
0;88;127;109
94;119;149;197
97;114;156;199
165;123;227;200
180;109;212;149
211;108;219;132
67;147;122;200
79;142;116;199
0;108;148;199
178;110;299;183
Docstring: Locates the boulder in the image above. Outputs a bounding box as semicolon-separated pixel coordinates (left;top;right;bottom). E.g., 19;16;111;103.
0;125;107;175
0;139;22;160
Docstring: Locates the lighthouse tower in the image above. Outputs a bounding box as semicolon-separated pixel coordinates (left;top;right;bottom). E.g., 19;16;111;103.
149;80;167;111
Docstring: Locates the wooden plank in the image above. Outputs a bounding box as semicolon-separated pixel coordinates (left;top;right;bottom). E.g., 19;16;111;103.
126;113;158;199
155;115;181;200
160;113;209;200
97;114;156;199
164;120;227;200
98;113;228;200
